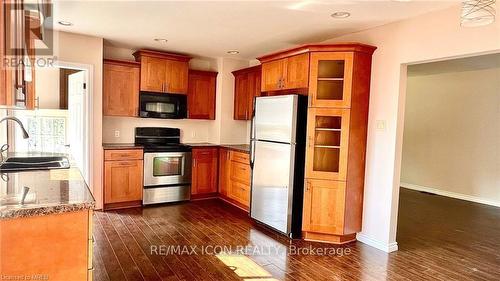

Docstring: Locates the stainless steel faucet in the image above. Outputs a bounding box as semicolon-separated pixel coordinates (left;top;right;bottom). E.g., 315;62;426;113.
0;116;30;139
0;116;30;163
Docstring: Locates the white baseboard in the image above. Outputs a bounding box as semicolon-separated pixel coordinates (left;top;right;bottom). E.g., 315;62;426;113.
356;233;398;253
400;182;500;208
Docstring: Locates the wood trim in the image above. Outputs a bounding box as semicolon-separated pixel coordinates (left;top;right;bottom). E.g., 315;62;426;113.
231;65;261;76
132;49;192;62
302;231;356;245
257;43;377;63
189;69;218;76
103;200;142;211
191;192;218;200
218;195;250;212
103;58;140;67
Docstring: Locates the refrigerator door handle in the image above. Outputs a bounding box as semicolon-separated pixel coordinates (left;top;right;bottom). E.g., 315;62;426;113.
250;97;257;169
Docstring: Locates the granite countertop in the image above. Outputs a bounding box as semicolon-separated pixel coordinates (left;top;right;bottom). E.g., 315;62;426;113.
0;167;95;220
185;143;250;153
102;143;144;150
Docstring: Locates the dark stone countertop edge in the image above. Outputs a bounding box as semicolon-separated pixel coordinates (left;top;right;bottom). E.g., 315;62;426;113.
0;201;95;220
102;143;144;150
185;143;250;153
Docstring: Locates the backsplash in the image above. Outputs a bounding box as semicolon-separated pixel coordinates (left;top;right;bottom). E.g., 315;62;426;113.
102;116;216;143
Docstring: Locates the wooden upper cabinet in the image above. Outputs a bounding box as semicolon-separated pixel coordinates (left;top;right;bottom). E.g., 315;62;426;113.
285;53;309;89
261;59;284;92
139;56;166;93
232;65;261;120
133;49;191;94
165;59;189;94
305;107;350;181
192;148;218;195
260;53;309;92
188;70;217;120
103;59;140;117
309;52;353;108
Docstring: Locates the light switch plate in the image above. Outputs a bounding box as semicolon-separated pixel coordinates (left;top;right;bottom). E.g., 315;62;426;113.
376;120;387;131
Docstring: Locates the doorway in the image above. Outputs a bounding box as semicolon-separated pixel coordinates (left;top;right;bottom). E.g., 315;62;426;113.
396;53;500;278
7;62;92;185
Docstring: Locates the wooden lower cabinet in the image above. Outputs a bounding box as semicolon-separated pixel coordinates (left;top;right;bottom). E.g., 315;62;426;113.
218;148;251;210
0;210;93;281
192;147;218;196
103;149;144;210
218;148;230;197
302;179;357;244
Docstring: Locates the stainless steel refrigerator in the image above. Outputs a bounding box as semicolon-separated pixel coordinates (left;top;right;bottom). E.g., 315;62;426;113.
249;95;308;238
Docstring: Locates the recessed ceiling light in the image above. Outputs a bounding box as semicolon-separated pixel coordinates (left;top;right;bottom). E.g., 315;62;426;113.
331;12;351;19
58;21;73;26
227;50;240;55
154;38;168;43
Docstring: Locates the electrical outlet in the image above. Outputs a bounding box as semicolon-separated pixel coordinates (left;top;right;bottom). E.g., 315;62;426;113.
114;130;120;138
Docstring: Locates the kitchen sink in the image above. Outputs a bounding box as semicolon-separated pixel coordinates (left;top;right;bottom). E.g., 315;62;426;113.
0;156;71;172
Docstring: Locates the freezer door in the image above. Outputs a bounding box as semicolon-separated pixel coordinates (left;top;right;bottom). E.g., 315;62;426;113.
254;95;298;143
250;140;295;234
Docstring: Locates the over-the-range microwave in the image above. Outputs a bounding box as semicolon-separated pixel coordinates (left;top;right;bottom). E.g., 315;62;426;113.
139;92;187;119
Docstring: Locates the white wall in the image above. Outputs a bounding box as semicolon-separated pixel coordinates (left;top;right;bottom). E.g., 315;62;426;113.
321;4;500;252
402;67;500;206
34;67;60;109
102;46;251;144
53;31;104;209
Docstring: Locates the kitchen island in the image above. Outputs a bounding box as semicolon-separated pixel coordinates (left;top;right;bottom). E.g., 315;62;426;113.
0;167;95;281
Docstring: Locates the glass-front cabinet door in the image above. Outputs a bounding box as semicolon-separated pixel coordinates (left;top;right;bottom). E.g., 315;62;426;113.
305;107;350;181
309;52;353;108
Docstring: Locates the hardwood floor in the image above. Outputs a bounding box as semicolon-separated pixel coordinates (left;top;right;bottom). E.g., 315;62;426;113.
93;191;500;281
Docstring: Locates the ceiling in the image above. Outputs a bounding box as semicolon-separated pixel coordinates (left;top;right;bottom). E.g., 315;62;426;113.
51;0;459;59
408;53;500;76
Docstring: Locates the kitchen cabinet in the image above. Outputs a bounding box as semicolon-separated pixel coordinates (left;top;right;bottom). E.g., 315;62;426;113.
218;148;230;197
103;149;144;210
133;49;191;95
0;1;37;109
302;179;347;237
188;70;217;119
191;147;218;196
258;44;376;244
260;53;309;92
309;52;353;108
218;148;251;210
103;59;140;117
232;65;261;120
0;210;93;280
305;107;350;181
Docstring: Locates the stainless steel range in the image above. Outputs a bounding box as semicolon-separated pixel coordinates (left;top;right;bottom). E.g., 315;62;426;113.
135;127;192;205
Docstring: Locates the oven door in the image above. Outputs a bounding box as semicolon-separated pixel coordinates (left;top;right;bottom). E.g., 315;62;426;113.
144;152;192;186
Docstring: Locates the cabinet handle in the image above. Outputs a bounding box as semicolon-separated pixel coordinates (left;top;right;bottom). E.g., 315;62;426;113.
164;82;168;93
306;182;311;191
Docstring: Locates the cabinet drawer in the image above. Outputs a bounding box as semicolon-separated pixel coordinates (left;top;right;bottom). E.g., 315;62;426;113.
104;149;143;161
230;181;250;206
230;161;250;184
230;151;249;164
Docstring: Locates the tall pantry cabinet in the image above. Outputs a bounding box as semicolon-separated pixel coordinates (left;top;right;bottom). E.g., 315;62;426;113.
259;44;376;244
